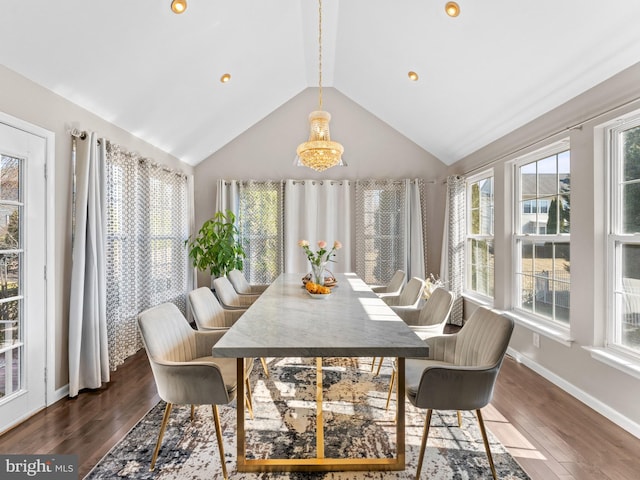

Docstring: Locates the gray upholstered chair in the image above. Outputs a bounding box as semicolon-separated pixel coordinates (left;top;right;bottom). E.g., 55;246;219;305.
392;287;455;340
212;275;260;308
137;302;254;479
381;276;425;307
188;286;270;377
384;287;455;408
188;286;245;330
405;306;514;480
228;269;269;295
370;269;406;297
372;277;426;373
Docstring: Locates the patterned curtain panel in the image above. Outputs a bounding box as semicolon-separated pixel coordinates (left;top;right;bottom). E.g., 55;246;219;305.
442;175;466;326
216;178;425;288
355;180;408;285
105;143;189;370
237;181;284;284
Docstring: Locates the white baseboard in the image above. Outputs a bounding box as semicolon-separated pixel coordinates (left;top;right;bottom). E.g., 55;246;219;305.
48;384;69;406
507;347;640;439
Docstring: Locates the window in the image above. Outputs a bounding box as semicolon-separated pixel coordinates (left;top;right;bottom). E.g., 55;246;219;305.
466;172;494;299
221;179;425;287
106;145;189;369
514;145;570;324
522;199;550;214
353;180;426;285
608;115;640;356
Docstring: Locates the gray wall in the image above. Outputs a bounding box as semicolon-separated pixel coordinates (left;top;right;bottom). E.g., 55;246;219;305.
0;65;193;391
452;62;640;435
193;87;448;287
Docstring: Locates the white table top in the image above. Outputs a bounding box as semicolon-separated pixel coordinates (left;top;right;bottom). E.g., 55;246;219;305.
211;272;429;358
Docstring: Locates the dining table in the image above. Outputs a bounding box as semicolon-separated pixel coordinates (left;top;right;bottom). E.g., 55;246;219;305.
211;272;430;473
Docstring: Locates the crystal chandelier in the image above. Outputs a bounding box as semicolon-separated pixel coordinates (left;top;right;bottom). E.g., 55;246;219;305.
296;0;344;172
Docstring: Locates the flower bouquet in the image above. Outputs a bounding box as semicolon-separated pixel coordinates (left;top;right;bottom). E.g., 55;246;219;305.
299;239;341;287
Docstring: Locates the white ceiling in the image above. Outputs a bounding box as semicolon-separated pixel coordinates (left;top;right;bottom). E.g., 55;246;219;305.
2;0;640;166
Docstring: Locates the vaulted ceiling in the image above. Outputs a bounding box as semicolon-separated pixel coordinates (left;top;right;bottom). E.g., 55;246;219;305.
2;0;640;166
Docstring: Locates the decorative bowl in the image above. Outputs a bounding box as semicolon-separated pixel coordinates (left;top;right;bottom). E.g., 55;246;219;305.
307;292;331;300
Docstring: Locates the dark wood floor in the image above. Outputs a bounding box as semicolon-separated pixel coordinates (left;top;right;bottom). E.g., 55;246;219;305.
1;349;638;479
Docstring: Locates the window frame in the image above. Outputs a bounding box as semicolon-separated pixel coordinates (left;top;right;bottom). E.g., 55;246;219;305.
606;113;640;360
511;140;571;329
464;170;495;302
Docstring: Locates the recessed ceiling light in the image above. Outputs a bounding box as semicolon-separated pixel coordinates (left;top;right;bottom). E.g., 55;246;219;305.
220;73;231;83
445;2;460;17
171;0;187;14
408;71;419;81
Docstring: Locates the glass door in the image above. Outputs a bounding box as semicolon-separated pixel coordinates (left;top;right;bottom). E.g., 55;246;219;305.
0;121;47;433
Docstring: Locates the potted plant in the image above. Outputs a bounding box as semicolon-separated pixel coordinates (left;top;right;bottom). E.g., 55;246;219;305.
186;209;246;279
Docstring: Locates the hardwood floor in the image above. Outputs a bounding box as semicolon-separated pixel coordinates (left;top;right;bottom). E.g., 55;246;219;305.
1;350;638;479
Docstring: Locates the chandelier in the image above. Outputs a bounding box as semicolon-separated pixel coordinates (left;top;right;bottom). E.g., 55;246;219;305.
296;0;344;172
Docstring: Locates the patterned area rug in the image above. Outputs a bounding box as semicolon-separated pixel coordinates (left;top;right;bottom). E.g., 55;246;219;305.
86;357;530;479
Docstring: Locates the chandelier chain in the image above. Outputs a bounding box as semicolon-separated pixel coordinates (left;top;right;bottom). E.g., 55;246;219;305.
295;0;344;172
318;0;323;110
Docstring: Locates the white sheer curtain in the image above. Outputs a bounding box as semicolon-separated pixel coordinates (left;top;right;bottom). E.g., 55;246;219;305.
68;132;109;397
283;179;354;274
440;175;466;326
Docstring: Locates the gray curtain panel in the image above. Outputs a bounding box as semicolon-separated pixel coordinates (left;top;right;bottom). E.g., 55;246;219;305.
68;132;109;397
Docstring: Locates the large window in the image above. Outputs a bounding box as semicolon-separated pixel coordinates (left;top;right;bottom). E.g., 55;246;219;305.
608;116;640;356
106;145;189;369
466;172;494;299
514;145;570;324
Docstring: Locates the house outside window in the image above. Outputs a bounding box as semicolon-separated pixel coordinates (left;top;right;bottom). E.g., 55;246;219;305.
466;172;494;299
514;144;570;324
607;115;640;356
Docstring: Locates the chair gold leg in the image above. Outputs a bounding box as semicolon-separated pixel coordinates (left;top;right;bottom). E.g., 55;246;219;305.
150;402;173;471
416;409;433;480
374;356;385;376
212;405;228;480
371;356;377;372
260;357;269;377
190;404;195;422
245;377;254;420
385;369;396;411
457;410;462;427
476;409;497;480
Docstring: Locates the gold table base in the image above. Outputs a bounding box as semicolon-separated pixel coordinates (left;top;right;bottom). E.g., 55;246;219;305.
236;357;406;472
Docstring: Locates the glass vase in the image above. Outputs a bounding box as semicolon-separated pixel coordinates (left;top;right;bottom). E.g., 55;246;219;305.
311;262;327;286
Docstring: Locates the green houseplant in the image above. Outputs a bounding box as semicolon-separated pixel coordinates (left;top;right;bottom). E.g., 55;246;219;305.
186;210;246;278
